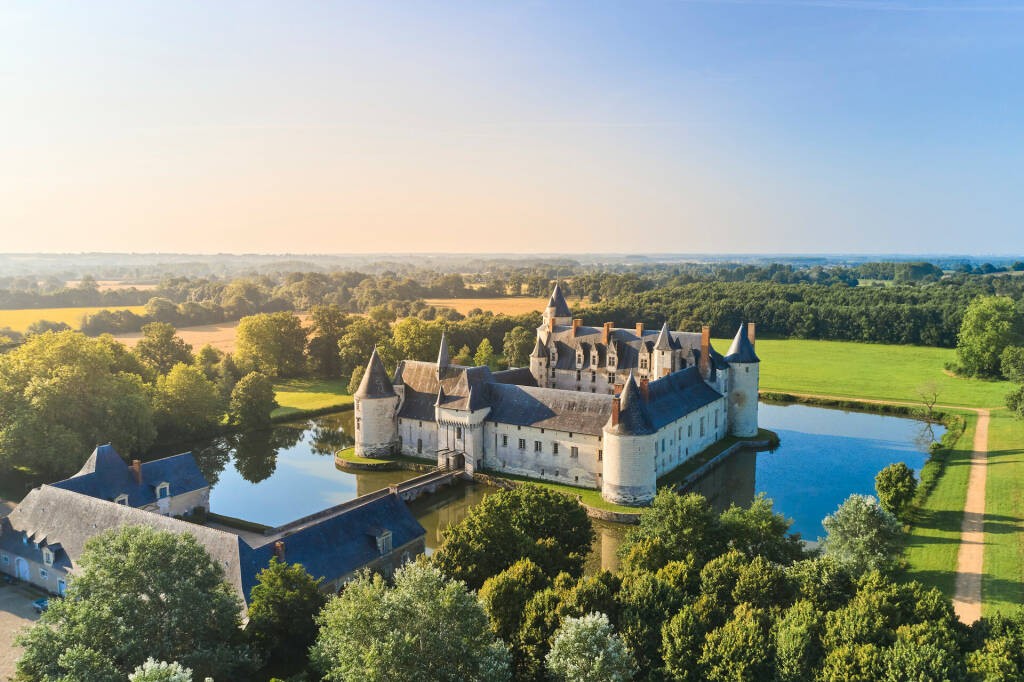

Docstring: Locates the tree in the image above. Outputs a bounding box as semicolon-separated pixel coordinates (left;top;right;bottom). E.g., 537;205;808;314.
479;558;549;642
546;613;636;682
874;462;917;520
0;331;155;477
347;365;364;395
307;304;351;378
1007;384;1024;419
337;318;391;378
128;659;195;682
310;562;511;682
956;296;1022;377
235;312;308;378
433;484;595;589
151;363;224;440
1001;345;1024;384
453;344;474;366
134;322;194;376
193;344;224;381
822;494;903;576
503;326;535;368
26;319;71;336
229;371;279;428
16;526;253;681
662;603;711;682
619;491;722;572
391;317;443;362
774;600;825;682
247;557;328;669
698;603;773;682
719;494;807;564
474;338;496;368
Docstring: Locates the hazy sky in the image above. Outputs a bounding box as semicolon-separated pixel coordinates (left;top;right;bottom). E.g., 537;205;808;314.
3;1;1024;255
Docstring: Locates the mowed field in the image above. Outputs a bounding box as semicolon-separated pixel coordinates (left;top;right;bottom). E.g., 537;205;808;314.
983;410;1024;616
423;296;588;316
0;306;148;333
718;337;1013;409
114;319;244;353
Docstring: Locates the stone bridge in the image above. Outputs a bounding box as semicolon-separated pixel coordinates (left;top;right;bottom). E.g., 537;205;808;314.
388;469;465;503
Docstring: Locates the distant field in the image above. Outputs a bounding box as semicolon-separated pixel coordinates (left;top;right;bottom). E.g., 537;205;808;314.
65;280;158;292
423;297;588;316
716;337;1013;409
0;306;148;333
115;319;243;353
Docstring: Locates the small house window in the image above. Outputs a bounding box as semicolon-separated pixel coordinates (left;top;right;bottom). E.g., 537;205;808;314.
502;435;508;447
376;531;393;555
156;483;170;500
39;569;48;580
534;440;542;453
552;443;559;455
518;439;526;450
42;549;53;567
115;494;128;505
571;446;579;458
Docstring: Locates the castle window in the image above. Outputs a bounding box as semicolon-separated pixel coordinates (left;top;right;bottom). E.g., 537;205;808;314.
417;439;422;454
576;371;581;381
356;418;361;429
376;530;393;556
39;569;48;581
456;427;463;439
571;446;579;458
553;443;559;455
502;435;508;447
640;359;648;369
688;424;693;437
42;548;53;567
156;483;170;500
714;411;719;428
551;368;556;378
597;449;602;461
700;417;705;437
518;439;526;450
575;475;579;483
591;372;596;382
534;441;542;453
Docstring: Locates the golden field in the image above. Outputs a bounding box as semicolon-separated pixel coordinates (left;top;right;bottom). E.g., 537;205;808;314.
423;296;588;316
0;306;148;333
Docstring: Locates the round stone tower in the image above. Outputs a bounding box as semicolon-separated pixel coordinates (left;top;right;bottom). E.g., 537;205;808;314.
353;348;399;457
529;336;549;387
601;373;657;506
724;323;760;438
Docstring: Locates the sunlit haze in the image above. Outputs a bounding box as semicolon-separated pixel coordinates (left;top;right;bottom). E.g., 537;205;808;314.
3;1;1024;254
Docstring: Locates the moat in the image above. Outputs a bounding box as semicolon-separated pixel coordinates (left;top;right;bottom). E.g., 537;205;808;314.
174;403;942;569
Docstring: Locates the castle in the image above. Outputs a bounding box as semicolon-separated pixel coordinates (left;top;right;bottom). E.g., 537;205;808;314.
353;285;759;505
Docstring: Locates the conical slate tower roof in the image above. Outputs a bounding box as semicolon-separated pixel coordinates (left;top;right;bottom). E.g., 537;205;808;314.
435;384;447;407
354;348;396;399
653;322;673;351
724;324;760;364
530;337;547;358
437;332;450;367
546;284;571;317
608;372;655;436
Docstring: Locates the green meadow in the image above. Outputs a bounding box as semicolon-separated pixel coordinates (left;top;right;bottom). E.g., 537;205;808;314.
983;410;1024;616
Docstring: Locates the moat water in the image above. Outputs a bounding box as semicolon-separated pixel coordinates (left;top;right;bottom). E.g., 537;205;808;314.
173;403;942;570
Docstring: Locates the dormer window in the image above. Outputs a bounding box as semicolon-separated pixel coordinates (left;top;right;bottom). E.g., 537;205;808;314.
42;548;53;567
115;494;128;505
608;356;616;367
376;530;393;555
156;483;170;500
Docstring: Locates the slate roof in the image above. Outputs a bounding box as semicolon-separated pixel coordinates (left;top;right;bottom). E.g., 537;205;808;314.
395;360;499;420
725;324;760;363
485;383;613;435
654;322;673;351
530;337;547;358
645;366;724;430
606;373;655;436
240;491;426;598
3;485;425;608
3;485;248;597
543;325;705;373
436;332;451;369
354;348;396;399
492;368;538;387
51;445;207;507
546;284;572;317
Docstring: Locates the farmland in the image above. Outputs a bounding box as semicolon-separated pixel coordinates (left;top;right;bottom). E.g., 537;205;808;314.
114;319;244;353
0;306;147;333
423;296;588;316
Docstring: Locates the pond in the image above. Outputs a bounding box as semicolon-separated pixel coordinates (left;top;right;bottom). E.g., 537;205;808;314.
167;402;941;567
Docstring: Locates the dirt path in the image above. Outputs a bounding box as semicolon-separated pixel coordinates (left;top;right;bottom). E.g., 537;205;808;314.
952;409;990;624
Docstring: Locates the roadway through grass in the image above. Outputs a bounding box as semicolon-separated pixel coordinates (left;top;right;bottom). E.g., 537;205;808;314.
982;410;1024;616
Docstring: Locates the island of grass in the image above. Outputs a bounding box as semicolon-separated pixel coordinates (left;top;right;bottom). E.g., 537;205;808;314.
334;446;397;470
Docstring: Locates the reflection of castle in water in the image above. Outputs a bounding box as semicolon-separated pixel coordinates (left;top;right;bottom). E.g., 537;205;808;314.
683;447;757;515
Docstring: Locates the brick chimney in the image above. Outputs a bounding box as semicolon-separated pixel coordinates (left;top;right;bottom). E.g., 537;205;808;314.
572;319;582;335
699;325;711;379
639;378;649;401
602;322;613;345
747;322;756;347
611;396;620;426
130;459;142;485
613;383;624;395
274;541;285;561
635;322;644;338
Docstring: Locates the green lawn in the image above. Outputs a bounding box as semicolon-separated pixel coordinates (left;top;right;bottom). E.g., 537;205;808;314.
983;410;1024;616
271;378;352;418
715;338;1011;408
335;446;394;466
902;412;975;598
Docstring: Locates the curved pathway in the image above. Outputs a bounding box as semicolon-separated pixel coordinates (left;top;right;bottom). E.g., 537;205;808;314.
952;409;989;624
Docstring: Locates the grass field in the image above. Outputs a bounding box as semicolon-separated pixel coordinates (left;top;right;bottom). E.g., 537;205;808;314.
902;412;976;597
423;296;588;316
115;319;244;353
716;337;1013;409
983;410;1024;616
271;378;353;418
0;306;147;333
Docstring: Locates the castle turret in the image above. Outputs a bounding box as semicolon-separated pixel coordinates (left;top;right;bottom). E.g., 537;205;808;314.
601;372;657;505
542;284;572;330
652;322;675;378
529;336;549;387
353;348;399;458
724;323;760;438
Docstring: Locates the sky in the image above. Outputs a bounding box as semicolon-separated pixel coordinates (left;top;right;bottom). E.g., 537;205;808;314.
2;1;1024;255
